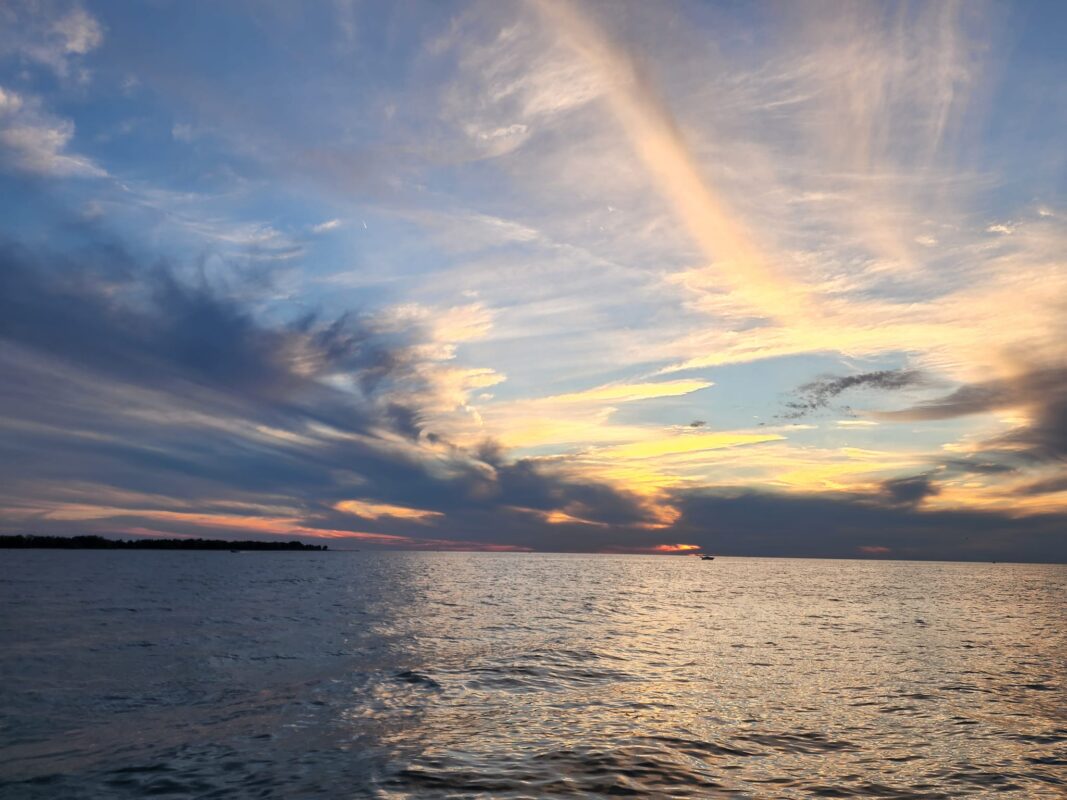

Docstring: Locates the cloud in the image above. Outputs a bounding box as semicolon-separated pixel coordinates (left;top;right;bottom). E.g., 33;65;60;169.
1014;475;1067;496
538;379;712;406
881;474;940;507
875;364;1067;508
0;87;22;115
0;2;104;78
600;542;700;554
0;87;105;177
431;376;751;524
857;545;891;556
940;458;1016;476
0;238;671;548
378;301;495;347
334;499;443;523
311;218;343;234
657;203;1067;387
597;431;783;461
109;185;306;260
668;487;1067;563
0;243;397;406
435;3;607;159
0;236;1064;561
782;369;926;418
0;2;1063;560
52;7;103;56
171;123;195;142
879;368;1067;423
879;366;1067;460
536;0;807;322
394;208;542;253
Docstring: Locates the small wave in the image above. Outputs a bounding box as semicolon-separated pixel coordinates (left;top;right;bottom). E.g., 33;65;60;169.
393;670;441;689
736;731;860;754
396;745;731;798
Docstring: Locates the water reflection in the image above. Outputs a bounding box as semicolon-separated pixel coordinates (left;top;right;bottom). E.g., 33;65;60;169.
0;552;1064;797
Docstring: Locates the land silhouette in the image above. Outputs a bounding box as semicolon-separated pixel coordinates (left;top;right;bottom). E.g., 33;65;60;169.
0;535;327;551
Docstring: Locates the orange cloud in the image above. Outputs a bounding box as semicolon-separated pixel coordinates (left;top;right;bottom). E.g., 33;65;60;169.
13;502;526;551
653;543;700;552
857;545;891;555
537;0;809;322
598;431;783;460
333;499;443;523
599;542;701;554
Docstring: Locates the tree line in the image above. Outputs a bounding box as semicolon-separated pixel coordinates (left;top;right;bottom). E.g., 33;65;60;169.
0;535;328;551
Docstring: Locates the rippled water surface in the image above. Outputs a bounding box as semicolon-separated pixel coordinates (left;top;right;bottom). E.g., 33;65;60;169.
1;552;1064;798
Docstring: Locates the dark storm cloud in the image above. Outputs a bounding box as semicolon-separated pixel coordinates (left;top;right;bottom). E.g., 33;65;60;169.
664;488;1067;563
865;367;1067;521
0;240;662;546
3;241;1066;560
0;241;405;409
472;441;656;526
940;459;1017;476
782;369;925;419
881;474;940;507
1015;475;1067;496
881;382;1012;421
881;366;1067;462
995;401;1067;464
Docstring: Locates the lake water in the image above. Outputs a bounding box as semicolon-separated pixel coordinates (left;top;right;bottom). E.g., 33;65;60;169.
0;552;1064;798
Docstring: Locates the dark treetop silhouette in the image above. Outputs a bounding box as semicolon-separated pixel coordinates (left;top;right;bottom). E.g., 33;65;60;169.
0;535;327;551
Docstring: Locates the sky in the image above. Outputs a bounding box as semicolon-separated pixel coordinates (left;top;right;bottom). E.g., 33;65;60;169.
1;0;1066;561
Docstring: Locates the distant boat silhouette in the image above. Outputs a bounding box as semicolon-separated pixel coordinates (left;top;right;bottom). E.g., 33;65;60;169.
700;554;715;561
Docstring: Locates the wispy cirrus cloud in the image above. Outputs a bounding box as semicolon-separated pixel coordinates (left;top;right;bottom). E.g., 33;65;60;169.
536;0;808;323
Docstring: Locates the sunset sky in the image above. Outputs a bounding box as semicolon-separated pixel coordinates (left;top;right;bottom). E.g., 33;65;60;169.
2;0;1066;560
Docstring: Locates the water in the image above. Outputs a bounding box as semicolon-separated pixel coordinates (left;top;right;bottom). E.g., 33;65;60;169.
0;552;1064;798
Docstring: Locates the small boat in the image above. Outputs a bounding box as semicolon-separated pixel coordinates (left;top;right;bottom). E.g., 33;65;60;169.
700;554;715;561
